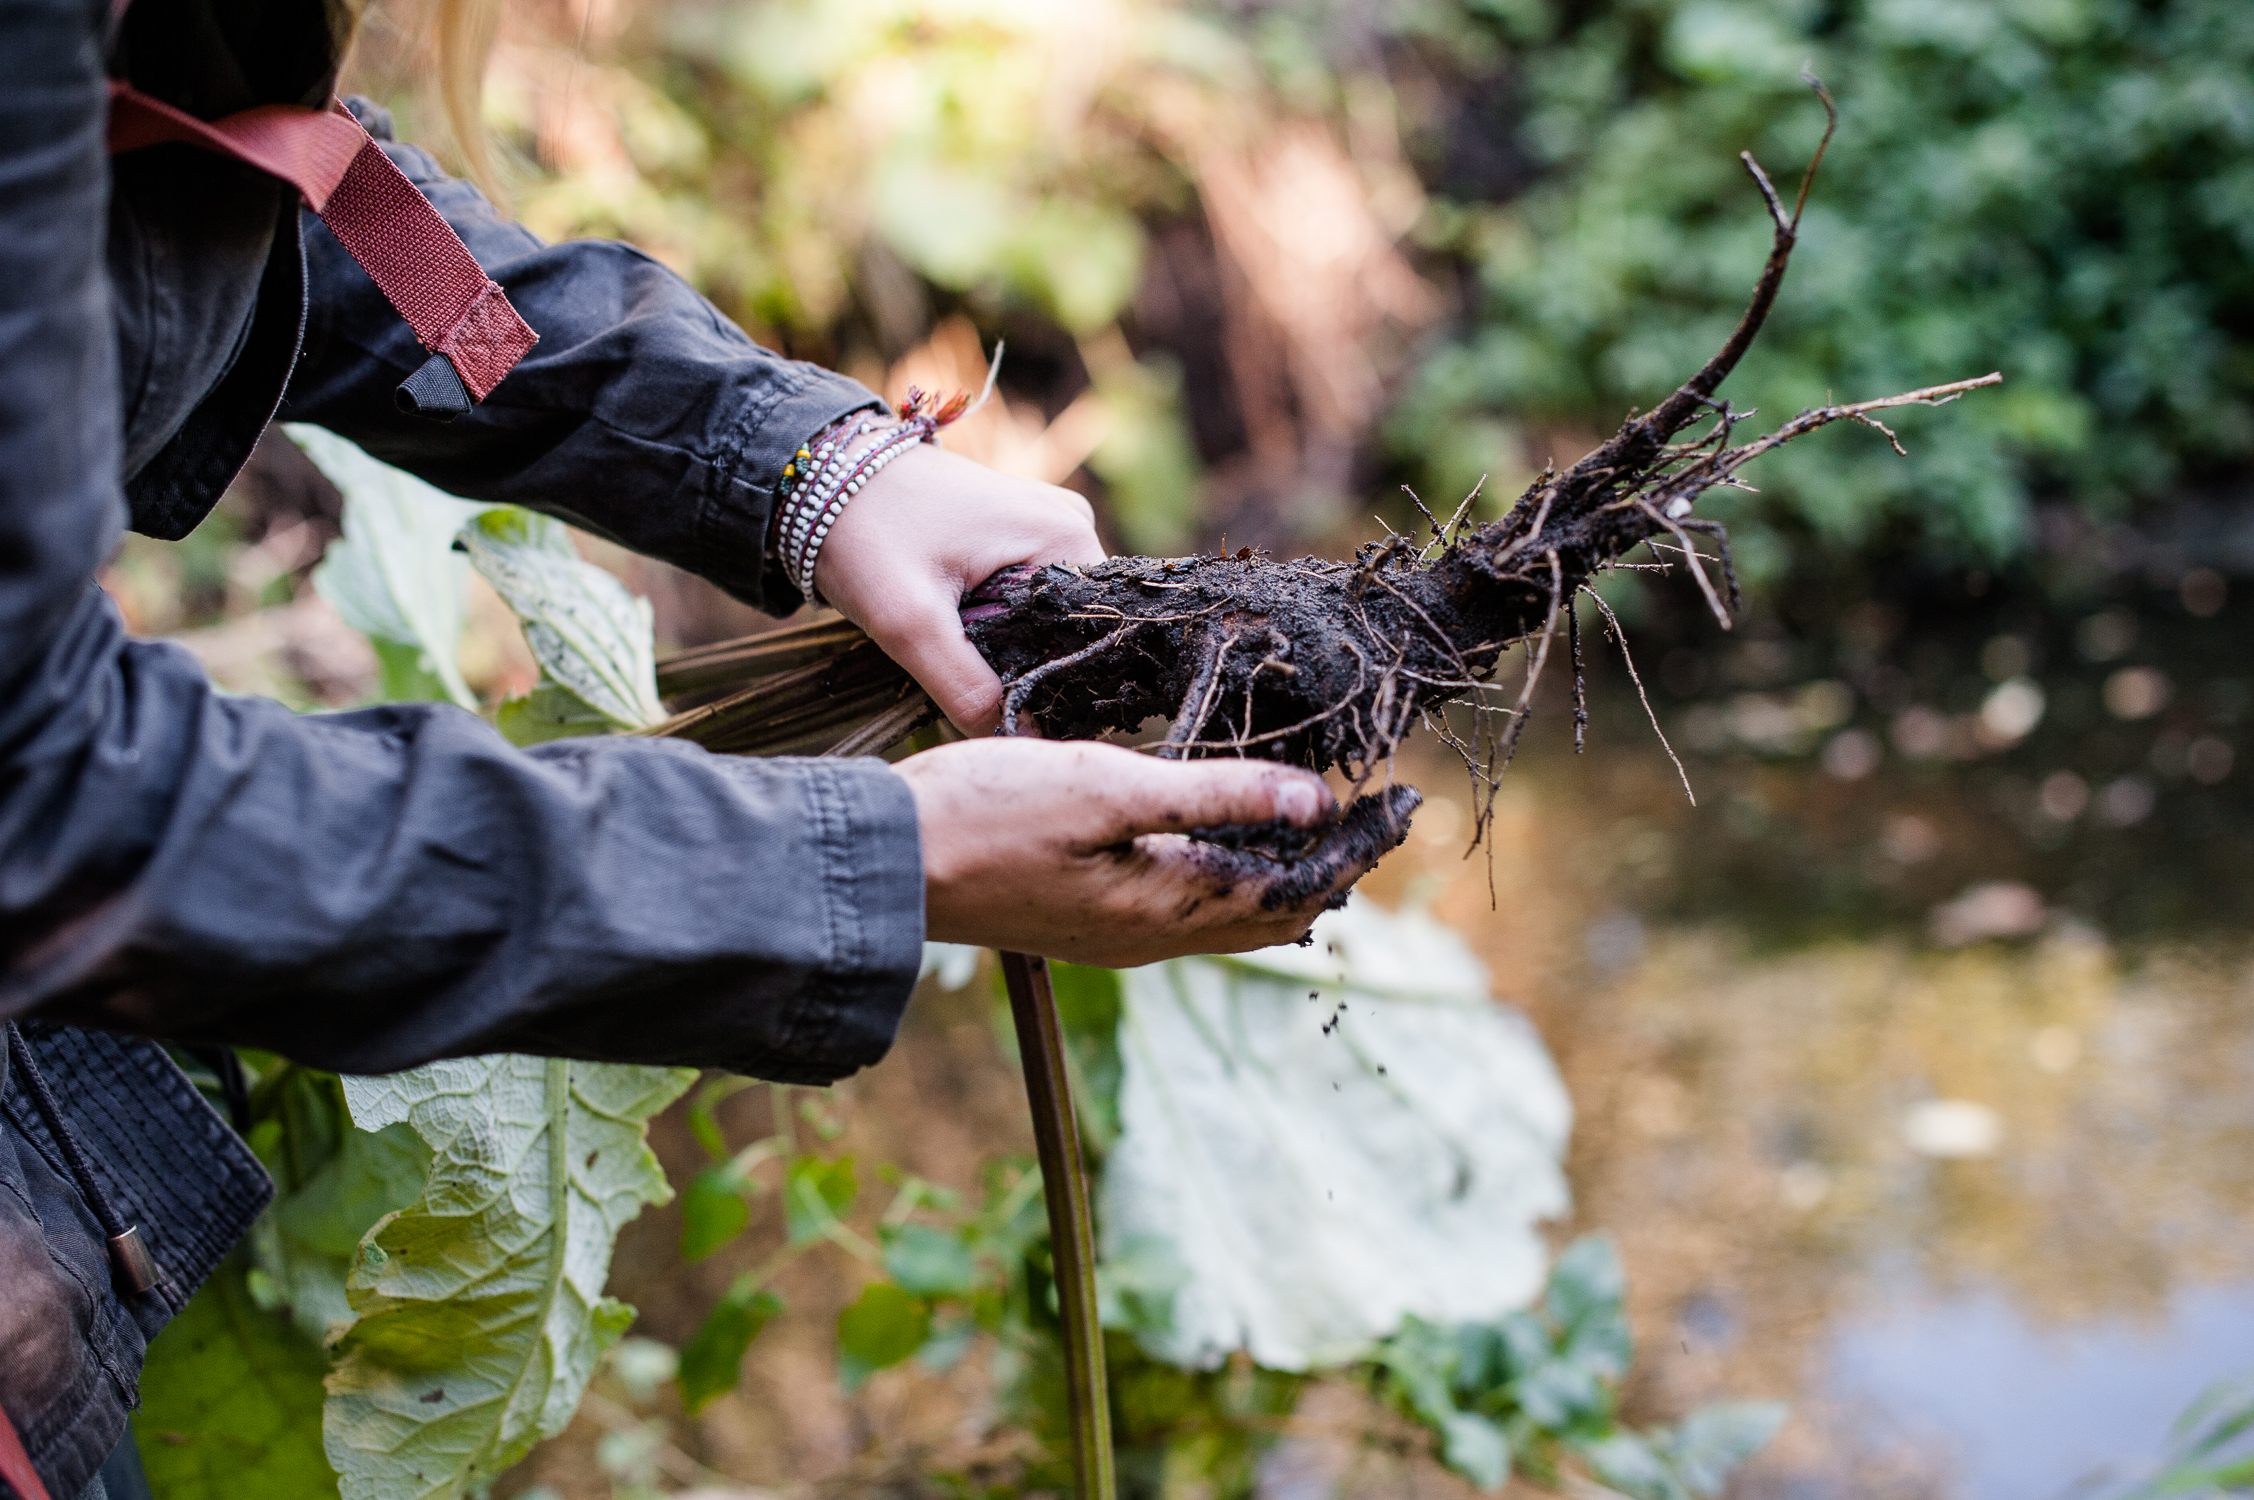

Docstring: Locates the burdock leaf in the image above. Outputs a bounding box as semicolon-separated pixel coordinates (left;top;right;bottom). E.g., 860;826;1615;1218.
1100;894;1573;1371
136;1253;339;1500
288;425;485;712
323;1057;694;1500
259;1118;433;1344
456;510;664;729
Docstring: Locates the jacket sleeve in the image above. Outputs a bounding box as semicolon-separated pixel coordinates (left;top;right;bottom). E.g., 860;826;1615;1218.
0;4;924;1082
281;101;881;613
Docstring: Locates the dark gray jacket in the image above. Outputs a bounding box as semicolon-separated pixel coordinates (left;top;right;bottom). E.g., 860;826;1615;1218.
2;0;926;1491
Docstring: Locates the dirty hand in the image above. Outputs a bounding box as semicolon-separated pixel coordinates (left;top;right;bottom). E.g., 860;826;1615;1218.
892;739;1377;965
814;443;1105;735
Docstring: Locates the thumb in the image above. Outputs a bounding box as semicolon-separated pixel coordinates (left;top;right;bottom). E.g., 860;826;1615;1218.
1095;752;1336;840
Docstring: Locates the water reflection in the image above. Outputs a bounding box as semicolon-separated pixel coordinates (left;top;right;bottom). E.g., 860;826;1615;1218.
1365;673;2254;1498
1827;1280;2254;1500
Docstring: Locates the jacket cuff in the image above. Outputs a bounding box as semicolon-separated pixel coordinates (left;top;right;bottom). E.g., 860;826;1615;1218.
697;370;885;610
713;754;926;1082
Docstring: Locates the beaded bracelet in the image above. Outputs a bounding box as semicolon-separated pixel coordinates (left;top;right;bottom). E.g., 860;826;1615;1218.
785;424;927;599
771;371;994;605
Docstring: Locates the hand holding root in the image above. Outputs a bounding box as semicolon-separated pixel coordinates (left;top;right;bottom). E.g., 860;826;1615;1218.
893;739;1416;966
814;443;1106;736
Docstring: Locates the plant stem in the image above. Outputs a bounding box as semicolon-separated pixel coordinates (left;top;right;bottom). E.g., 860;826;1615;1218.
1001;950;1115;1500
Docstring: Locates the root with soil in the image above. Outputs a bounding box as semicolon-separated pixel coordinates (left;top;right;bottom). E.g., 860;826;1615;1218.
654;79;1998;895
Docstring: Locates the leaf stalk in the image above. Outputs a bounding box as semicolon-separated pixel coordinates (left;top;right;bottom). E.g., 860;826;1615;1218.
1001;950;1116;1500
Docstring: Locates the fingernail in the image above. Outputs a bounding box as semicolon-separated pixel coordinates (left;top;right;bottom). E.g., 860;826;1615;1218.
1276;778;1324;824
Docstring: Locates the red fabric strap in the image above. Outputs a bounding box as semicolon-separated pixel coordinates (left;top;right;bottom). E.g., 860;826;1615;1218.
0;1401;52;1500
105;81;536;402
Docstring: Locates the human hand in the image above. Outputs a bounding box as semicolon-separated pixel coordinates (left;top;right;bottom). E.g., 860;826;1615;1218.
814;443;1105;735
891;739;1387;965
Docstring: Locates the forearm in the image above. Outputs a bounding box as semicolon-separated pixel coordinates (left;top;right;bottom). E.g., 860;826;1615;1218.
4;593;924;1079
282;102;880;611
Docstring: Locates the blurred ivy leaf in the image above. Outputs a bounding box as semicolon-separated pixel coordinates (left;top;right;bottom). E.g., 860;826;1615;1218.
679;1166;755;1263
136;1253;339;1500
783;1155;858;1246
677;1285;785;1414
1101;894;1572;1370
324;1058;694;1500
456;509;664;730
288;425;485;712
1665;1402;1790;1497
837;1283;931;1388
881;1223;979;1298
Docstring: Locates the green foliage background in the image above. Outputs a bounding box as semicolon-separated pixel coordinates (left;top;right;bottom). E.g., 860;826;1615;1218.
1404;0;2254;574
360;0;2250;581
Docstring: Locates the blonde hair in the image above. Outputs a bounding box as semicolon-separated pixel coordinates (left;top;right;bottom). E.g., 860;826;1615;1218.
433;0;504;198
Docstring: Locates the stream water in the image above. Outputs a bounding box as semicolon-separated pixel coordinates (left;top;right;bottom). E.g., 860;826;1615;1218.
1361;559;2254;1500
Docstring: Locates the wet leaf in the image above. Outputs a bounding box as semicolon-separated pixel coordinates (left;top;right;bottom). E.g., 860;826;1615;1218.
456;509;663;729
1100;894;1571;1370
324;1058;694;1500
288;425;485;712
677;1286;785;1413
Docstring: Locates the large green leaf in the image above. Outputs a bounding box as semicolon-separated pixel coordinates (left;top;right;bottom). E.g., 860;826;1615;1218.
238;1064;433;1348
288;425;486;711
136;1255;338;1500
456;509;664;729
323;1057;694;1500
1101;894;1572;1371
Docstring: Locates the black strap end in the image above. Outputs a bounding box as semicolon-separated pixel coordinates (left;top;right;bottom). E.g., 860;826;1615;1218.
395;353;472;422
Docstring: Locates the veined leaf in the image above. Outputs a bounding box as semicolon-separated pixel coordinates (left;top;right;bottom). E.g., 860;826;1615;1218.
288;425;485;712
324;1057;695;1500
456;509;664;729
1100;894;1573;1371
136;1254;338;1500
